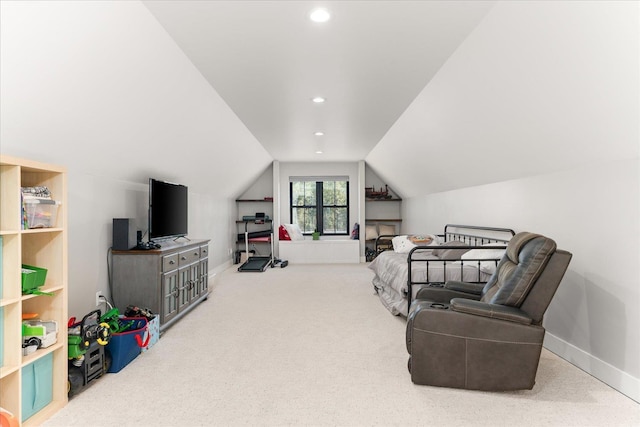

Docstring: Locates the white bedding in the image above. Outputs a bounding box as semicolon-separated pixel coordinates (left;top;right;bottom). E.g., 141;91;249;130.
368;249;495;316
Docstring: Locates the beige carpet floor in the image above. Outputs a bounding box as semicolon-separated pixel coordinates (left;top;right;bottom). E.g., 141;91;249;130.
44;263;640;427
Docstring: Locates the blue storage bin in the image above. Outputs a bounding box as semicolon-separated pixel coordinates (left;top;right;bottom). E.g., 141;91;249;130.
22;352;53;421
0;235;3;298
106;317;148;373
0;307;4;367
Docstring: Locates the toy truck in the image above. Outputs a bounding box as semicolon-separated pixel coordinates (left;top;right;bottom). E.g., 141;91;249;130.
67;310;112;398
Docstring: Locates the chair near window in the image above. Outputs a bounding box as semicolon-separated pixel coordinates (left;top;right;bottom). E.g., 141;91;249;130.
406;232;572;391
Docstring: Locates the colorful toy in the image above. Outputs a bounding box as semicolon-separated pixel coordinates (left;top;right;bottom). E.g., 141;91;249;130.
67;310;112;398
22;320;58;355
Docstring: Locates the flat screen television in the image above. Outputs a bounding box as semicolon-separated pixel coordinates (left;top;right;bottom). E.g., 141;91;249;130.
149;178;188;241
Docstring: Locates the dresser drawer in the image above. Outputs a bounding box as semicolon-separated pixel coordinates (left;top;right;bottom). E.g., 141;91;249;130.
199;244;209;258
178;248;201;266
162;254;179;272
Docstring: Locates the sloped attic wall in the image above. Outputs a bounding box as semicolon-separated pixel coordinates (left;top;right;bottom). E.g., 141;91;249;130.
368;1;637;197
366;1;639;401
0;1;272;317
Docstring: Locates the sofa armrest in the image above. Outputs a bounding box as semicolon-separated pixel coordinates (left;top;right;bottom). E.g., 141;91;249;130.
445;281;484;296
450;298;533;325
415;286;481;304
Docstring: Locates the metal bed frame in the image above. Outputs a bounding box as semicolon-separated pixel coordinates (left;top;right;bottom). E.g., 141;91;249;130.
372;224;515;315
406;224;515;313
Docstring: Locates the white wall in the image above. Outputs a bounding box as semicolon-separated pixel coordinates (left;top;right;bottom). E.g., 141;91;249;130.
367;1;638;198
369;1;640;401
0;1;272;317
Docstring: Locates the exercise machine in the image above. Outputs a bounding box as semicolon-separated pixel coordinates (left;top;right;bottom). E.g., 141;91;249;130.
237;230;273;272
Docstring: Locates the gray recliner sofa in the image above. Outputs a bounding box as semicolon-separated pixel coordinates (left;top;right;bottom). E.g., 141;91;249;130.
406;232;572;391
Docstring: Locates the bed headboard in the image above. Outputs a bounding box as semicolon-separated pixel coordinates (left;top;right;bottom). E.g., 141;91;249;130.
442;224;515;245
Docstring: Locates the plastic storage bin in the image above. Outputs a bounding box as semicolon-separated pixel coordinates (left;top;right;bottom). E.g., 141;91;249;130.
0;235;3;298
22;352;53;422
0;307;4;367
105;317;148;373
23;199;60;229
21;264;48;295
142;315;159;353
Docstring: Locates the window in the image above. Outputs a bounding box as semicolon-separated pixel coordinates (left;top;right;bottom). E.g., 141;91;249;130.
290;178;349;235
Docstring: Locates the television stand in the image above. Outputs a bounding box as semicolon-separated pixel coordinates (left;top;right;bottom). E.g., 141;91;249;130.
111;239;209;332
173;235;191;242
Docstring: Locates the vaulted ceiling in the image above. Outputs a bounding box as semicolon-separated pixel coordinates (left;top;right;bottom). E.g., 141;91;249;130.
143;1;495;162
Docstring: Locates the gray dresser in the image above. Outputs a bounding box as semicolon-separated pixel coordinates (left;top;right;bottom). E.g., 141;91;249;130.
111;239;210;331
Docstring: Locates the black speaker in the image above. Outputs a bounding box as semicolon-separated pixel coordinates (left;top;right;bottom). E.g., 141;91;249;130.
112;218;136;250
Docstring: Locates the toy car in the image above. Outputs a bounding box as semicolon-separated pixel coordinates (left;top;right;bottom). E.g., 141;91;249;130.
67;310;112;398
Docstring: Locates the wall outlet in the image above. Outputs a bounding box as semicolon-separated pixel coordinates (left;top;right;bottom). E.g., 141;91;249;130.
96;291;103;306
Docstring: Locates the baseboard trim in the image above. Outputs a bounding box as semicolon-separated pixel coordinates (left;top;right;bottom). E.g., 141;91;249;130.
210;260;232;281
544;333;639;403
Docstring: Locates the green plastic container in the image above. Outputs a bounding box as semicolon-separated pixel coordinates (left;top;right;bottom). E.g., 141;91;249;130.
21;264;48;295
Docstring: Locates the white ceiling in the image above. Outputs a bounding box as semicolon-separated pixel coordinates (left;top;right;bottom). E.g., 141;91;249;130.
142;1;495;162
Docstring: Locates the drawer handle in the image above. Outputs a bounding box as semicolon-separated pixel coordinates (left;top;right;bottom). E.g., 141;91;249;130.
194;252;199;256
181;256;187;261
169;260;175;265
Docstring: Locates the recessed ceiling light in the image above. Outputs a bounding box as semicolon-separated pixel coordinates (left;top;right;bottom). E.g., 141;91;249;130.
312;96;326;103
315;150;324;154
309;8;330;23
314;131;324;136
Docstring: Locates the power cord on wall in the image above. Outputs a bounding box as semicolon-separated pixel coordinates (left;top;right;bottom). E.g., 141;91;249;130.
106;247;117;309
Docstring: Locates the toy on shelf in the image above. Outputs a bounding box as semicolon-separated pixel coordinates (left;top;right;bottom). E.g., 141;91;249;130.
22;320;58;356
365;184;393;200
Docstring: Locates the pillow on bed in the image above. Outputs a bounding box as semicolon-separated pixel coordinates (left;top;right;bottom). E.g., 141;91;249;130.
392;234;438;253
365;225;378;241
432;241;471;260
392;235;412;253
378;224;395;237
283;223;305;241
460;244;507;274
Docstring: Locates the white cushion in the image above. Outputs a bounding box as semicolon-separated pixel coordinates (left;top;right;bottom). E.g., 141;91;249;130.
365;225;378;241
378;224;395;236
460;244;507;274
392;235;414;253
284;223;305;241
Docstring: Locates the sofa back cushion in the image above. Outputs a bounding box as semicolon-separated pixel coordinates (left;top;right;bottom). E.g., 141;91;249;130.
481;232;557;307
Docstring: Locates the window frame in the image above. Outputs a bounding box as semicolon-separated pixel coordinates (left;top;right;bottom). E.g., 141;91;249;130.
289;179;350;236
